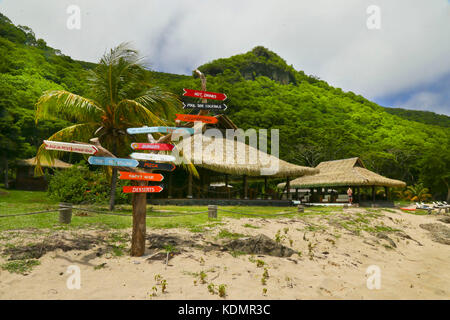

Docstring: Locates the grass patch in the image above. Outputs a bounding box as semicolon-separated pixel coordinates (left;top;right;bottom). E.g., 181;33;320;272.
1;259;40;274
243;223;260;229
216;229;246;239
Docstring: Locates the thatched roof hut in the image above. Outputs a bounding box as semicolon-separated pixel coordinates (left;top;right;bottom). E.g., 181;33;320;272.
176;134;318;178
16;157;72;169
278;157;406;188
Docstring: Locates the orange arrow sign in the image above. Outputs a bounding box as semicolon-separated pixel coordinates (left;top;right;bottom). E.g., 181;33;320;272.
175;114;218;124
119;171;164;181
122;185;163;193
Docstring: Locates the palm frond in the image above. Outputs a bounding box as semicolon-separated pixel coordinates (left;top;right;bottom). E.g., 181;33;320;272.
35;90;102;124
115;99;166;128
135;87;181;121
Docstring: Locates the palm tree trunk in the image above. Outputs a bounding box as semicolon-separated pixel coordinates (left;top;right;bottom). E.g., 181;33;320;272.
109;168;118;211
3;157;9;189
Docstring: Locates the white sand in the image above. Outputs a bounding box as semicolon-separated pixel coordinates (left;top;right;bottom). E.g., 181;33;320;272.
0;208;449;300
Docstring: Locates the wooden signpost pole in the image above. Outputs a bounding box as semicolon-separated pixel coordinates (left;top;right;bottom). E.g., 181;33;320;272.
131;180;147;256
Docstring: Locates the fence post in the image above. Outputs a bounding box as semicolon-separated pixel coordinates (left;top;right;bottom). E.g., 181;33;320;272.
297;205;304;213
208;205;218;219
59;202;72;224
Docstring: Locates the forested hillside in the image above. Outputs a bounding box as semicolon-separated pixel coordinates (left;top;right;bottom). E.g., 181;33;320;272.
0;12;449;199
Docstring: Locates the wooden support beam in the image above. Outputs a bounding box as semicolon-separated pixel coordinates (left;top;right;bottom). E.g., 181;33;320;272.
243;175;248;200
225;174;230;199
264;177;268;200
286;177;291;200
384;186;389;200
187;172;193;199
168;172;173;199
372;186;376;202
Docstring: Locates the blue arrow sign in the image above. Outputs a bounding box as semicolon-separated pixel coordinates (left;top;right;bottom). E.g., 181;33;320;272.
127;126;195;135
88;156;139;167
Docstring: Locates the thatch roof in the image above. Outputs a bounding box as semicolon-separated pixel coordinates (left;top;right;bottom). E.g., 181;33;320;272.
16;157;72;169
278;157;406;188
176;134;318;178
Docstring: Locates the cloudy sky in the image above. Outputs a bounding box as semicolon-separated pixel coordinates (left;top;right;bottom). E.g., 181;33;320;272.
1;0;449;115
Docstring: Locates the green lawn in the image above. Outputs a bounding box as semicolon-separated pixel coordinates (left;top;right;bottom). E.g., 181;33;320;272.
0;188;334;232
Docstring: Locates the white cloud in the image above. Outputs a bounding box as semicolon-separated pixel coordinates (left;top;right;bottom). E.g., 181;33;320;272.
0;0;449;113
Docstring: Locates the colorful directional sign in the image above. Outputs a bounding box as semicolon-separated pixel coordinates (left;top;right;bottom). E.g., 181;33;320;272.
130;153;176;162
44;140;98;155
119;171;164;181
122;185;164;193
137;161;176;171
182;102;228;111
131;143;174;151
88;156;138;167
183;89;227;101
175;114;218;124
127;126;195;135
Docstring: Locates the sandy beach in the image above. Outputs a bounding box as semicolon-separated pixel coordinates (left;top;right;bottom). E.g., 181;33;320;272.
0;207;449;300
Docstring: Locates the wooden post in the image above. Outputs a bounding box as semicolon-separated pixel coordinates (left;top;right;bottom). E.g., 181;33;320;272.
264;177;268;200
372;186;376;202
131;180;147;257
286;177;291;200
187;172;193;199
295;188;299;200
208;205;218;219
384;186;389;200
59;202;72;224
225;174;230;199
168;172;173;199
243;175;248;200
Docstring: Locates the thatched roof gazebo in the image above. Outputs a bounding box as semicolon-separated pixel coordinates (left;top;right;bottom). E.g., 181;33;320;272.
172;134;318;200
278;157;406;203
15;157;72;191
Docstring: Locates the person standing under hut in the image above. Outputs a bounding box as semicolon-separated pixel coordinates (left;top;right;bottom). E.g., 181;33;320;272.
347;187;353;205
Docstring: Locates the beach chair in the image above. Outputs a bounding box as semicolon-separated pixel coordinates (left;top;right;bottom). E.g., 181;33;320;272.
416;202;432;214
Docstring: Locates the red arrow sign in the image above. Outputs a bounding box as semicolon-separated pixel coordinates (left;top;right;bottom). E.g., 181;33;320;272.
183;89;227;101
119;171;164;181
44;140;98;155
131;143;174;151
122;185;163;193
175;114;218;124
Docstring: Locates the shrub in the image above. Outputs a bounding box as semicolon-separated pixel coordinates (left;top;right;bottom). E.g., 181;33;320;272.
47;161;131;204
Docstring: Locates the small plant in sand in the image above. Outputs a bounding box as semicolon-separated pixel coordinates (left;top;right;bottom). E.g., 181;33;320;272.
207;283;216;295
256;259;266;268
262;288;268;295
199;271;207;284
94;262;107;270
218;284;227;298
274;230;286;244
283;227;289;234
289;238;293;246
199;257;205;266
261;267;270;285
161;279;167;293
308;242;316;260
151;286;158;297
154;274;162;283
193;280;198;286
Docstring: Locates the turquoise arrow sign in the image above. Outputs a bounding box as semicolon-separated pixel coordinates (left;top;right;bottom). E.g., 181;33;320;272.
88;156;138;167
126;126;195;135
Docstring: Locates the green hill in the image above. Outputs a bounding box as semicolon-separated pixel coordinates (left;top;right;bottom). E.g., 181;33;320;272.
0;13;448;199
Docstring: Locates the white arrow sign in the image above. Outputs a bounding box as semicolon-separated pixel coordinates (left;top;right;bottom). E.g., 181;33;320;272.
44;140;98;155
130;153;176;162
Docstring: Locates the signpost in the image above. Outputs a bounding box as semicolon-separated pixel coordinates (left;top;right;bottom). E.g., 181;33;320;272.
123;185;164;193
183;89;227;101
119;171;164;181
130;153;176;162
88;156;138;167
127;126;195;135
182;102;228;111
131;143;174;151
137;161;176;171
175;114;218;124
44;140;98;155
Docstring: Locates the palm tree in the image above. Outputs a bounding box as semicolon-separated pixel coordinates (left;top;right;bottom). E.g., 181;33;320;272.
405;183;432;202
35;43;180;210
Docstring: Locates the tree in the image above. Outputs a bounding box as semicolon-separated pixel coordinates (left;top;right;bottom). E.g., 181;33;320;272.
35;43;180;210
405;183;432;202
